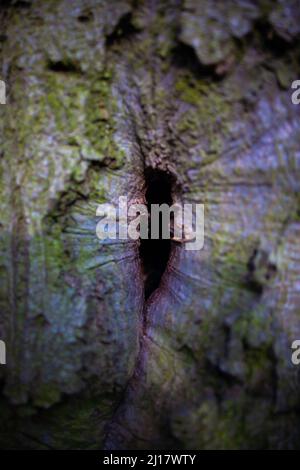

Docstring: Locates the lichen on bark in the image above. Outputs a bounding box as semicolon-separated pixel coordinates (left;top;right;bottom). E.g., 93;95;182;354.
1;0;300;450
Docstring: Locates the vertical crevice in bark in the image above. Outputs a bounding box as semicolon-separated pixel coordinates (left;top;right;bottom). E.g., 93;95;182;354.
139;168;174;300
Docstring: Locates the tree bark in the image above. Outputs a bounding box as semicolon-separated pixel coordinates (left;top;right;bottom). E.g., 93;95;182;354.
0;0;300;449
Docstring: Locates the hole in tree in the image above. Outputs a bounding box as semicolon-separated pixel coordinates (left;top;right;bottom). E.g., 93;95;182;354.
139;168;175;300
47;59;80;74
105;12;137;47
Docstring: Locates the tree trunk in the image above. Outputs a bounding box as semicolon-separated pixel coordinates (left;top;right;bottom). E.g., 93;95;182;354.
1;0;300;449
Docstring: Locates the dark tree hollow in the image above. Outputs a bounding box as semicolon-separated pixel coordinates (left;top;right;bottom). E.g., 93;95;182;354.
139;168;174;300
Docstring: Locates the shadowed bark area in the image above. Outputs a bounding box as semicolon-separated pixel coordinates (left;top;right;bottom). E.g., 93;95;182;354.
0;0;300;450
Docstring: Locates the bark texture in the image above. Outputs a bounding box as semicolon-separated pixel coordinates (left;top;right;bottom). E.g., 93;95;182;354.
0;0;300;449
